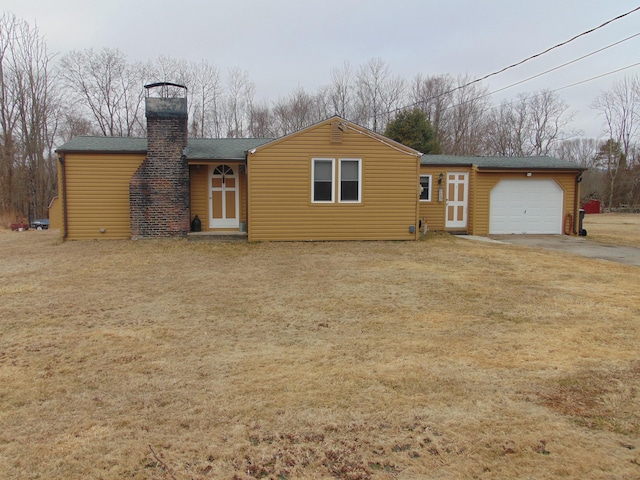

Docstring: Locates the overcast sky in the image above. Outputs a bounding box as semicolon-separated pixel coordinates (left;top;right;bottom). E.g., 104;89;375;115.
4;0;640;138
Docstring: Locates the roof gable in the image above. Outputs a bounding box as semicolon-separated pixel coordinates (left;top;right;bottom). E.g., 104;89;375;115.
250;116;422;157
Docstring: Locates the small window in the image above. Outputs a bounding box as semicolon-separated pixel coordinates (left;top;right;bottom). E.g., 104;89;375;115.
312;158;334;202
420;175;432;202
339;159;361;203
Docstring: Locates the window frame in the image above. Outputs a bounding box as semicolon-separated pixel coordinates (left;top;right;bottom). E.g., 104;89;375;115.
419;174;432;202
338;158;362;204
311;158;335;203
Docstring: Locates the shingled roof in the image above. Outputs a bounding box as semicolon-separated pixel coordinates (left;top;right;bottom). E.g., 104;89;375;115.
421;154;584;170
56;137;274;160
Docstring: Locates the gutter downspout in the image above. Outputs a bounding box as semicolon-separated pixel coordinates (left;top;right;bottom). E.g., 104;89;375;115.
246;149;254;242
59;154;68;240
415;153;423;240
573;171;583;235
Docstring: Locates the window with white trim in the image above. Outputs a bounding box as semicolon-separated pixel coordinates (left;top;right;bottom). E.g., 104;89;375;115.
420;175;432;202
339;158;361;203
312;158;334;202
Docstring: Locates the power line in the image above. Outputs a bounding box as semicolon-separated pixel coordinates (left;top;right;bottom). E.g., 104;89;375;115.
551;62;640;94
400;5;640;113
469;5;640;87
438;63;640;119
487;32;640;97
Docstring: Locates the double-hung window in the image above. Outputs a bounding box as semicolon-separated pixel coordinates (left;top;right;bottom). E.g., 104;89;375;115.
419;175;432;202
339;159;361;203
312;158;334;202
312;157;362;203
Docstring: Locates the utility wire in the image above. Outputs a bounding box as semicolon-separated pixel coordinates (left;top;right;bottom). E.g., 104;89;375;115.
551;62;640;93
433;62;640;119
398;5;640;113
466;6;640;87
487;32;640;97
395;30;640;123
460;62;640;119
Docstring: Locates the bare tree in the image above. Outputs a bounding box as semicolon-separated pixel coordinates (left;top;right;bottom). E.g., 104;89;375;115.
484;99;521;156
224;67;254;138
0;13;58;220
328;61;354;118
527;90;574;155
411;74;454;147
0;14;58;219
592;76;640;208
248;102;275;138
446;75;491;155
555;138;603;202
189;60;223;138
0;14;19;214
272;87;324;136
411;74;490;155
485;90;573;156
147;55;191;88
59;48;145;137
354;58;405;132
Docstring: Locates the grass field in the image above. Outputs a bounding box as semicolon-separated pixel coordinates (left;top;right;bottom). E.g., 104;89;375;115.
1;222;639;479
584;213;640;248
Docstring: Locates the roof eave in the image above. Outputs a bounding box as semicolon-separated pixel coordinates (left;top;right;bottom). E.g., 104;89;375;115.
477;166;587;172
55;148;147;155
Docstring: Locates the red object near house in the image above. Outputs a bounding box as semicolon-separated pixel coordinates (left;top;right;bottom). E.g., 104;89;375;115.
10;222;29;231
582;199;601;214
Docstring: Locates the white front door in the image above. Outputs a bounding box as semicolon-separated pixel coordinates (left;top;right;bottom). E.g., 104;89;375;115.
445;172;468;229
209;164;240;229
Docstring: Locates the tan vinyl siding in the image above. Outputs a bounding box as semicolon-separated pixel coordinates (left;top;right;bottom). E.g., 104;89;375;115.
63;153;145;240
48;197;62;230
189;165;208;230
248;121;419;241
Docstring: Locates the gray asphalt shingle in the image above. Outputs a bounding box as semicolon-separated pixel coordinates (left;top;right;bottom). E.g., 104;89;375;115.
56;137;274;160
421;154;584;170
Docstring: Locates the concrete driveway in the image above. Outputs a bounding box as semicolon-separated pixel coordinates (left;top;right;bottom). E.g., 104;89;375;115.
489;235;640;267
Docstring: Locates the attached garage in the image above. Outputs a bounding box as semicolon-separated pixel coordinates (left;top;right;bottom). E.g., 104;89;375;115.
419;155;585;236
490;179;564;234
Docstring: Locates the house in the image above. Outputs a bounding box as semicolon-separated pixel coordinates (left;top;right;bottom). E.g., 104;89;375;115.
54;83;585;241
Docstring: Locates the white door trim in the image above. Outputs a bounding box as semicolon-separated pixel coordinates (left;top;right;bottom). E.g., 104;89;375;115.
209;164;240;229
445;172;469;229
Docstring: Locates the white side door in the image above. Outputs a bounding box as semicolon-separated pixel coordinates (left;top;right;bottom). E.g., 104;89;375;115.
445;172;469;229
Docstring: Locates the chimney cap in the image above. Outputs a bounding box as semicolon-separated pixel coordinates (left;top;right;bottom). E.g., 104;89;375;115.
144;82;187;98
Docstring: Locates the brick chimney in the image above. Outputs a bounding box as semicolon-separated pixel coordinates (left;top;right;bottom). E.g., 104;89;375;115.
130;83;189;239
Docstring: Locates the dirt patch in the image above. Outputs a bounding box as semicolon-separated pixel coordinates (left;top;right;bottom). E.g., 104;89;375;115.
537;361;640;436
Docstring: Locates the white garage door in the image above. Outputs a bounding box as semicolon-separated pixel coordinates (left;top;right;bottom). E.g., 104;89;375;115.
490;179;563;234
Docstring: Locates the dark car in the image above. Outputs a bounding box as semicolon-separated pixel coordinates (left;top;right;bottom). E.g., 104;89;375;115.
30;219;50;230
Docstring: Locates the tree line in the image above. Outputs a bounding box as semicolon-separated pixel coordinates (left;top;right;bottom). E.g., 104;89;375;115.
1;12;639;222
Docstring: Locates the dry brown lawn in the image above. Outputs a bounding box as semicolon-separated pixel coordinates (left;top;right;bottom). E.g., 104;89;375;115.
584;213;640;248
1;229;639;479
